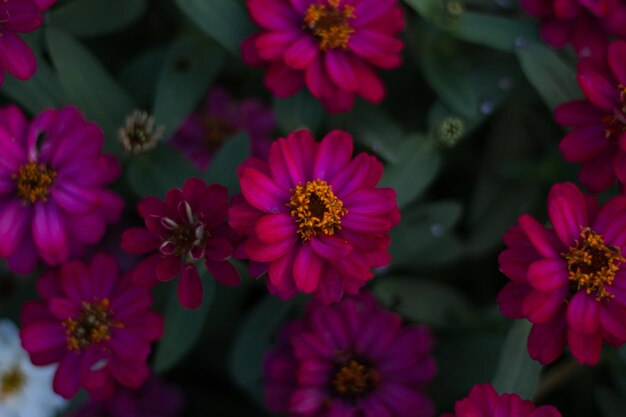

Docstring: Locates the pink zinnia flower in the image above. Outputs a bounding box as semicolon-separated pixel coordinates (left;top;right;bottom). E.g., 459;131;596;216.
0;0;55;83
241;0;405;113
555;41;626;192
19;254;163;399
521;0;626;61
121;178;240;309
497;182;626;365
0;105;124;274
264;292;436;417
229;129;400;304
441;384;561;417
171;86;275;170
64;375;184;417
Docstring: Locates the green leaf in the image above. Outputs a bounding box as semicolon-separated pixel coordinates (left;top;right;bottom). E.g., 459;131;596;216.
173;0;256;56
154;275;216;373
205;133;250;196
492;320;542;399
45;28;135;154
347;103;407;163
127;143;201;198
404;0;446;21
274;91;324;134
230;296;296;403
120;47;166;108
374;276;472;327
0;34;67;114
516;41;582;110
596;387;626;417
447;12;539;53
153;38;225;139
50;0;148;38
380;135;441;208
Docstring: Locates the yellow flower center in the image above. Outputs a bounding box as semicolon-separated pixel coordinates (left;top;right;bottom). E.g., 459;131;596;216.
0;367;25;399
62;299;121;351
331;359;379;397
562;227;624;301
13;162;57;204
304;0;356;51
288;179;347;241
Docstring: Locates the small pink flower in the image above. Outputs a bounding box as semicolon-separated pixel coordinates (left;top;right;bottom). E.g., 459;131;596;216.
555;41;626;192
171;86;275;170
0;0;55;83
521;0;626;61
20;254;163;400
498;182;626;365
241;0;405;113
229;129;400;304
441;384;562;417
0;105;124;274
121;178;240;309
264;292;436;417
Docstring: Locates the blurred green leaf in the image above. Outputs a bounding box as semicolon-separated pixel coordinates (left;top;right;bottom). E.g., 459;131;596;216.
516;41;581;110
595;387;626;417
153;38;225;139
127;143;201;198
154;275;216;373
447;12;539;53
431;332;504;408
51;0;148;38
348;103;406;162
492;320;542;399
274;91;324;134
173;0;256;56
230;296;296;403
120;47;166;108
380;135;441;208
404;0;445;21
45;28;135;154
1;33;67;114
374;276;472;327
205;133;250;196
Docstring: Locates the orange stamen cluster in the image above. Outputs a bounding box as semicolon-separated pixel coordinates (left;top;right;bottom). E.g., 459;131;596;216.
288;179;347;241
63;299;120;351
13;162;57;205
304;0;355;50
331;360;379;396
562;227;624;301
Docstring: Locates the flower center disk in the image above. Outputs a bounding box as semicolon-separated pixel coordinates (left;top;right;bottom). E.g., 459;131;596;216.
331;359;379;397
202;115;235;151
603;84;626;139
562;227;624;300
13;162;56;204
63;299;120;351
304;0;355;50
159;205;209;259
0;367;25;399
288;179;347;241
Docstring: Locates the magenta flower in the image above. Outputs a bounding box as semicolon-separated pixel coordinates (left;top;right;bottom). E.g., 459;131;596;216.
0;105;124;274
0;0;55;83
264;292;436;417
171;86;275;170
241;0;405;113
441;384;561;417
19;254;163;400
521;0;626;61
229;129;400;304
555;41;626;192
64;375;184;417
497;182;626;365
121;178;240;309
